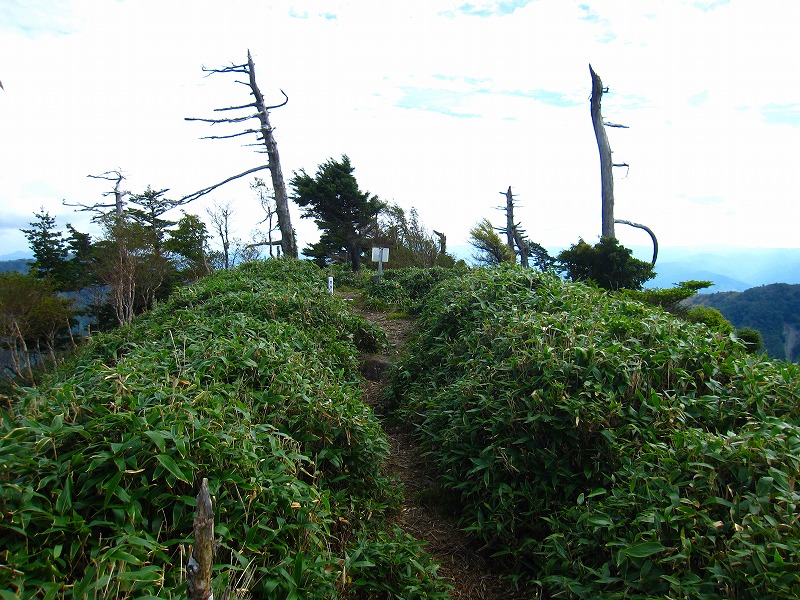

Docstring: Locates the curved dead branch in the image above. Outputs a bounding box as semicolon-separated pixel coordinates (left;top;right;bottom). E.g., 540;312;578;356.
615;219;658;266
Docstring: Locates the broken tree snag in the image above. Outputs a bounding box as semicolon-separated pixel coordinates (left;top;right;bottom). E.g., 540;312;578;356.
615;219;659;266
499;186;531;267
589;64;615;240
245;50;296;259
187;478;214;600
183;50;298;258
503;186;516;253
432;230;447;255
64;170;131;221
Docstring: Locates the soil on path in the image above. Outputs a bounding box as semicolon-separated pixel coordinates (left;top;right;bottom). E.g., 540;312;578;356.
346;295;531;600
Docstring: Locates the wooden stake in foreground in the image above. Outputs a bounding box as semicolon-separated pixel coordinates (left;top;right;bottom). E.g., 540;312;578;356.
187;478;214;600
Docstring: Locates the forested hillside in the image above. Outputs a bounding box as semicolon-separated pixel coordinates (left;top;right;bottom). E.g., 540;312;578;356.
684;283;800;362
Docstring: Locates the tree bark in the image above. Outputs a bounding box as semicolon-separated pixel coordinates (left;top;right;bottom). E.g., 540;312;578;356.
501;187;530;267
187;478;214;600
246;50;297;258
504;186;515;252
590;65;615;239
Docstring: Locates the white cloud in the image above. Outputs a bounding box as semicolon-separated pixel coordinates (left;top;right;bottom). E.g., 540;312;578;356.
1;0;799;260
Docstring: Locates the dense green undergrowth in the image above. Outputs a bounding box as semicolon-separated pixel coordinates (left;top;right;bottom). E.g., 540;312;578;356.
387;265;800;599
1;259;450;599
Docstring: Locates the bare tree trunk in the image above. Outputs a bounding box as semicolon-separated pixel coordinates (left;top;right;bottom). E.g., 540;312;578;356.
500;187;531;267
433;230;447;256
187;478;215;600
504;186;515;253
184;54;297;258
12;320;34;384
246;51;297;259
590;65;615;240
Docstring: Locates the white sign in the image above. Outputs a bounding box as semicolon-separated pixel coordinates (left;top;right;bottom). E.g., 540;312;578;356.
371;247;389;262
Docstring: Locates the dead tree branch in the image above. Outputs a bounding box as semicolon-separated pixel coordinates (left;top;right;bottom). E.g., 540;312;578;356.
615;219;658;265
180;165;270;204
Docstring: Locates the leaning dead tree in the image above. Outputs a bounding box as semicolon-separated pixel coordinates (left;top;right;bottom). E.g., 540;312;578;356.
185;50;297;258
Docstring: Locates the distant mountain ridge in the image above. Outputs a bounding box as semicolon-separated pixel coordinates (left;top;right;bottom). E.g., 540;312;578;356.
0;258;31;274
642;247;800;292
684;283;800;363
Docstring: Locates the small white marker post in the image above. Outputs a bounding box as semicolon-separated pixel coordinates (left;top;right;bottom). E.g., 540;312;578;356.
371;247;389;281
328;276;334;294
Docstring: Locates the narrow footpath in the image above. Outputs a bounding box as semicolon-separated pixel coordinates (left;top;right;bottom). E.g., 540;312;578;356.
349;297;529;600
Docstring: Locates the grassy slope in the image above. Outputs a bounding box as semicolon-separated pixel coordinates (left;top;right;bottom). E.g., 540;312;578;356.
388;265;800;599
0;260;450;599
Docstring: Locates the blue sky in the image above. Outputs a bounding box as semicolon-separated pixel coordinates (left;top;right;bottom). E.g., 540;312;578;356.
1;0;799;259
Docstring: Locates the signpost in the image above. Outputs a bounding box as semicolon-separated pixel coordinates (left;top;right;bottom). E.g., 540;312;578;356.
371;247;389;281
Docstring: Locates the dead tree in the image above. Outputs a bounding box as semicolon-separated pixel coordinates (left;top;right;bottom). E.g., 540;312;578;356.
497;186;531;267
589;65;622;239
64;170;130;220
184;50;297;258
589;66;658;266
432;230;447;256
247;178;282;258
187;478;215;600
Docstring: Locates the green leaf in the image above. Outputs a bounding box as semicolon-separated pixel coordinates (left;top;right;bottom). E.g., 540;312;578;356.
116;566;162;582
155;454;190;483
55;472;73;514
144;430;166;453
622;541;665;558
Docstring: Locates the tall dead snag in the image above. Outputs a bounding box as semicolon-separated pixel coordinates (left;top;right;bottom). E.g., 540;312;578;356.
187;478;214;600
498;186;531;267
589;65;616;239
185;50;297;258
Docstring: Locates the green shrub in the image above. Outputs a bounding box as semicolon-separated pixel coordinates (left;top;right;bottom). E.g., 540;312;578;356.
558;237;655;290
387;265;800;598
0;259;446;598
362;279;409;310
736;326;764;354
686;305;735;334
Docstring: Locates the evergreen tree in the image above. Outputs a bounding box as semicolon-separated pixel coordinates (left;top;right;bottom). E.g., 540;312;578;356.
21;210;68;284
557;237;654;291
291;155;384;272
164;212;211;279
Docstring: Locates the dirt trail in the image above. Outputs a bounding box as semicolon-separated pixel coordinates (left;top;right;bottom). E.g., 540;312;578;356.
348;297;528;600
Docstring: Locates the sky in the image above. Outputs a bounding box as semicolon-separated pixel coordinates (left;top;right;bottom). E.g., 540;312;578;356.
1;0;799;261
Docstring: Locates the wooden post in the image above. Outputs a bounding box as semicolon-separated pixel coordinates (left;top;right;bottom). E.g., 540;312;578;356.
187;479;214;600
